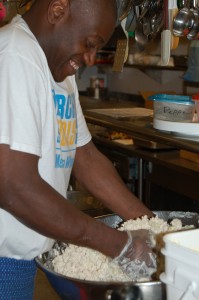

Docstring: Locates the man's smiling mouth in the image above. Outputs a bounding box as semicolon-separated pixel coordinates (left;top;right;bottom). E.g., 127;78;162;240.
69;60;80;71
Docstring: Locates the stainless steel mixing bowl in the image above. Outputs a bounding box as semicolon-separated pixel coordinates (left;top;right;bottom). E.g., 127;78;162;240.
35;211;199;300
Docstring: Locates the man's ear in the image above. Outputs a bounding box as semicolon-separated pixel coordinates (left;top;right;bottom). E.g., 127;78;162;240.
48;0;70;24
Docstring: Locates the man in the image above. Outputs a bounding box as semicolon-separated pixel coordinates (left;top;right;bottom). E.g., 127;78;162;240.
0;0;155;298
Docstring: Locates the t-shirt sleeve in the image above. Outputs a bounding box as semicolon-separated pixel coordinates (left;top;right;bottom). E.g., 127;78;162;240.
0;53;47;156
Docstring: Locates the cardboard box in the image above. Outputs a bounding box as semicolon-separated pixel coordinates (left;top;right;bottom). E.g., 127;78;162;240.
139;91;176;109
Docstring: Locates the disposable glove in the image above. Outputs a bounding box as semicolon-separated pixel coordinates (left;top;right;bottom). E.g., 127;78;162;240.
113;230;157;281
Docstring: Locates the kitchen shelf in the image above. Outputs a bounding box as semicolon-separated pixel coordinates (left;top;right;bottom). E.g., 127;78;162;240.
123;63;187;71
92;135;199;176
95;62;187;71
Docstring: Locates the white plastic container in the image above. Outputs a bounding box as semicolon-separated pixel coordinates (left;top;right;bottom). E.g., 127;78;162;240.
160;229;199;300
148;94;195;122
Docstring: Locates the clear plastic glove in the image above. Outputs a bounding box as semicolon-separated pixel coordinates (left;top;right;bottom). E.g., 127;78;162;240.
113;230;157;281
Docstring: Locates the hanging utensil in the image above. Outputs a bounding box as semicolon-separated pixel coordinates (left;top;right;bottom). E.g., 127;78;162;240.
168;0;179;49
187;7;199;39
161;30;171;65
116;0;133;22
161;0;171;65
112;21;128;72
125;7;137;31
133;0;164;50
139;0;151;19
149;11;164;39
135;19;148;51
173;7;195;36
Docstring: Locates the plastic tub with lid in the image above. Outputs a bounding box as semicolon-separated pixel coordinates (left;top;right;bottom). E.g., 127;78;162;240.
148;94;195;122
160;228;199;300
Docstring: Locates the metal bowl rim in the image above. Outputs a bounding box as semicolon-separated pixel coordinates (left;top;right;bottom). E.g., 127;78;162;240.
35;211;199;285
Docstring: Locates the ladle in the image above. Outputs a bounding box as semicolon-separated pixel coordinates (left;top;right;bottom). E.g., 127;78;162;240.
187;8;199;39
173;7;195;36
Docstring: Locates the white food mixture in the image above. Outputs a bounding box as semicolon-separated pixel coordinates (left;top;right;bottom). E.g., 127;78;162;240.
52;215;193;282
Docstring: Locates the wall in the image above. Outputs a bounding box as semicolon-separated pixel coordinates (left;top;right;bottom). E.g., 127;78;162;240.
104;66;185;95
76;37;199;97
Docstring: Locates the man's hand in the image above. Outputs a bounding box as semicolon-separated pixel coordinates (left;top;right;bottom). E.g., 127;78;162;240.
113;230;156;281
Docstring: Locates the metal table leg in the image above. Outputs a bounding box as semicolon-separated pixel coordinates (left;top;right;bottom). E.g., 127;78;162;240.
138;158;143;201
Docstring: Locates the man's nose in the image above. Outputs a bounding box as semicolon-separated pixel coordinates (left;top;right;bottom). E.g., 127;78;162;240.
84;49;97;67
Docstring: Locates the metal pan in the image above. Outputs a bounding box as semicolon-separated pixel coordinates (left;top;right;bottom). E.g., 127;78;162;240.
36;211;199;300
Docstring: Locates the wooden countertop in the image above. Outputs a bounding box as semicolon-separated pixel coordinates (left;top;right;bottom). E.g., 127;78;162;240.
80;96;199;154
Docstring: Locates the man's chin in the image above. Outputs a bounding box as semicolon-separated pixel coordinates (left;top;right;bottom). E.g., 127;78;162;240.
53;70;75;82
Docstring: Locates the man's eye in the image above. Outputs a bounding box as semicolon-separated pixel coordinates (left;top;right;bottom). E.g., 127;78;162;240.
86;40;103;52
86;41;96;49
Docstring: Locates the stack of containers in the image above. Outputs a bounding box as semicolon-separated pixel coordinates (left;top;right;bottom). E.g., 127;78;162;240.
160;229;199;300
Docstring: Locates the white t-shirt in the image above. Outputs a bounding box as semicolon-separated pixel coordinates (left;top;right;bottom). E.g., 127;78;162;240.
0;15;91;259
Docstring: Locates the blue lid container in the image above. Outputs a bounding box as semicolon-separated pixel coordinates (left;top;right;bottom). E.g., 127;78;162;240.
148;94;194;105
148;94;195;122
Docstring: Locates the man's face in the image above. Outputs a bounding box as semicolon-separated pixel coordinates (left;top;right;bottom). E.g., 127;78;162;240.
46;1;116;82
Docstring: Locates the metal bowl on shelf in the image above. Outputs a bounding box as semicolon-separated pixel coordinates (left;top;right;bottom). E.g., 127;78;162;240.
35;211;199;300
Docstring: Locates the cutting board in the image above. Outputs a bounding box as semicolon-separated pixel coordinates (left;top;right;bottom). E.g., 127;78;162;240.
87;107;153;119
